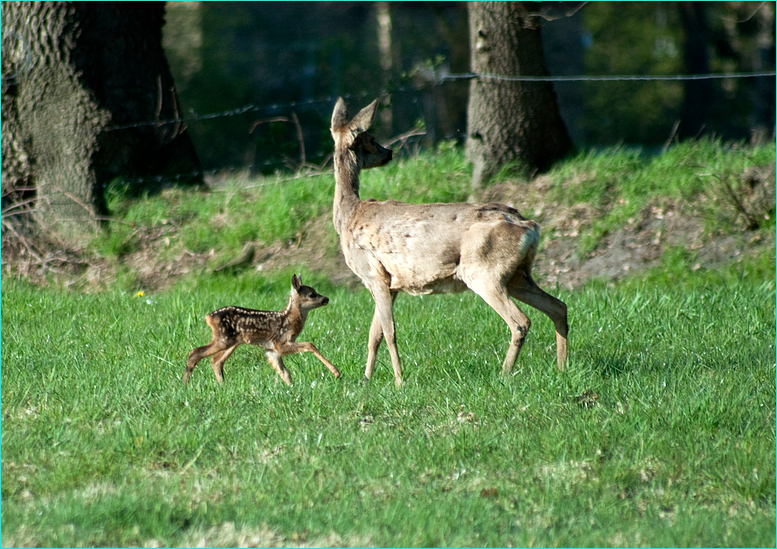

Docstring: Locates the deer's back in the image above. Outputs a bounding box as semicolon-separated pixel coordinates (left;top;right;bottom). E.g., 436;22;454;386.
206;306;287;349
342;200;539;295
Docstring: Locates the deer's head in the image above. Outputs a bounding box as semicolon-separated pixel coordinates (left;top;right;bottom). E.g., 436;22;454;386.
331;98;393;170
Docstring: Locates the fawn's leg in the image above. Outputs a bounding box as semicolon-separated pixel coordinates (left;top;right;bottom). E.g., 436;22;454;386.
508;274;568;369
280;341;341;378
265;350;292;386
210;344;240;383
184;341;224;384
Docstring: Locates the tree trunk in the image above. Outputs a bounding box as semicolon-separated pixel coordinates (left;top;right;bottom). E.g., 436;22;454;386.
752;2;775;143
465;1;574;188
1;2;202;238
679;2;712;140
375;1;393;135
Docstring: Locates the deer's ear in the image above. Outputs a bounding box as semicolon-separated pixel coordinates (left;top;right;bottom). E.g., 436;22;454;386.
331;97;349;131
291;274;301;291
349;99;379;133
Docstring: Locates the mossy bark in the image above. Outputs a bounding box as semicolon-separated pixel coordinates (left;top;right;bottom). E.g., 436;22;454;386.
2;2;202;238
465;1;574;188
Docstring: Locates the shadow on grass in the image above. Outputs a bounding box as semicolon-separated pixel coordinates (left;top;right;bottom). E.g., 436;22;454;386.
590;352;632;378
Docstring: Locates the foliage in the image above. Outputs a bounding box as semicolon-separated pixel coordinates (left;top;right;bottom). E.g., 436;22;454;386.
161;2;774;173
581;2;684;144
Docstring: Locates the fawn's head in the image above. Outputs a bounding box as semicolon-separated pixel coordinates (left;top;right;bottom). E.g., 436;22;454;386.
290;274;329;311
331;97;393;170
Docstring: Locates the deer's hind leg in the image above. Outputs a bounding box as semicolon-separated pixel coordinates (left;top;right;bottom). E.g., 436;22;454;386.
466;278;532;376
210;344;240;383
508;273;568;369
185;340;225;384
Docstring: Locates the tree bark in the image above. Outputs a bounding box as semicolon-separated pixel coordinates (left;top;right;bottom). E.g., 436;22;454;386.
1;2;202;238
465;1;574;188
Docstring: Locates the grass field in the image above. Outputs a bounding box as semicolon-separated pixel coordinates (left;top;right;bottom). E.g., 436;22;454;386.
2;140;775;547
2;268;774;547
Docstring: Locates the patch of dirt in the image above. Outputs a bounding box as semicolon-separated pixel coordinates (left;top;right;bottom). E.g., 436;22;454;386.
250;213;358;288
480;172;774;289
3;163;774;292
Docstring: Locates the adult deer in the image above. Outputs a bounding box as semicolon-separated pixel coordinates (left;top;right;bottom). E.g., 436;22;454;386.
330;98;568;386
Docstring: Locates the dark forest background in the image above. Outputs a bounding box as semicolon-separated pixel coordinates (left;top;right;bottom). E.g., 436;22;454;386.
161;1;775;174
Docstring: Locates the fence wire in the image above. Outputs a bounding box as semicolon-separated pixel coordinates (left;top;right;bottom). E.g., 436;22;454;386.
100;70;777;133
3;68;774;189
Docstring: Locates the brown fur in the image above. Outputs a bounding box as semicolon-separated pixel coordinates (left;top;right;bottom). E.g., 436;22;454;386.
183;275;340;386
330;98;568;386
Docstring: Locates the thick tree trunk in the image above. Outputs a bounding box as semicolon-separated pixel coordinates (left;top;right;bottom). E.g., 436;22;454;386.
465;1;574;188
1;2;202;238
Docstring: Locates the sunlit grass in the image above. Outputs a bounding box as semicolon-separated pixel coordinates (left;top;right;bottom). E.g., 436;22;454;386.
3;138;775;546
91;139;775;290
2;271;774;547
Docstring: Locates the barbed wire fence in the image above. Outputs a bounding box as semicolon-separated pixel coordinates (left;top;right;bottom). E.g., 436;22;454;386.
99;69;777;134
76;69;774;189
3;68;775;191
3;67;774;192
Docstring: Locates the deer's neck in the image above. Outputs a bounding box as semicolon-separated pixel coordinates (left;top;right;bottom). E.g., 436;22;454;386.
333;150;362;235
282;299;307;338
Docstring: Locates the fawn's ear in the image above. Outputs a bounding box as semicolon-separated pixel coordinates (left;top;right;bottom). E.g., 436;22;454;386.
291;274;301;291
349;99;379;133
331;97;348;131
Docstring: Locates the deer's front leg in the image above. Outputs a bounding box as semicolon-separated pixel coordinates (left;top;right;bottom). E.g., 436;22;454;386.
265;350;292;386
364;307;384;382
369;285;402;386
280;341;341;378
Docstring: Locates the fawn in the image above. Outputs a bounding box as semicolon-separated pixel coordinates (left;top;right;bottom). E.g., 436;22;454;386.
330;97;568;386
183;275;340;386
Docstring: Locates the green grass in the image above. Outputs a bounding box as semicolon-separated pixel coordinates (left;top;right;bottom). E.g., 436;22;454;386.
100;172;336;261
3;139;775;545
88;138;774;292
2;270;774;547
